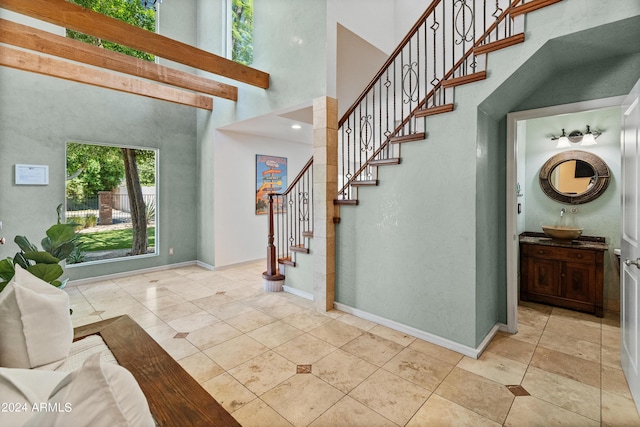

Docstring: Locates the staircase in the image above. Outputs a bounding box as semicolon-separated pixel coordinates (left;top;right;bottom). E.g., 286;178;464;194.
266;0;564;275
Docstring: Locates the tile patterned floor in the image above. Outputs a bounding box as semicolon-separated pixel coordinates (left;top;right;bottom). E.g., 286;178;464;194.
67;261;640;426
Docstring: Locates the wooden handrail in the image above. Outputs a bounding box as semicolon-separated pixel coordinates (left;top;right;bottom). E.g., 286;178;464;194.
337;0;524;197
338;0;443;127
283;157;314;196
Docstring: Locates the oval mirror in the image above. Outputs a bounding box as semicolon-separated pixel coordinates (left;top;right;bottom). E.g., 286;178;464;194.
539;150;610;204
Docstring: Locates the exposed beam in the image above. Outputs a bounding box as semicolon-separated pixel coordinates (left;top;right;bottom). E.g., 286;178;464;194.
0;0;270;89
0;18;237;101
0;45;213;110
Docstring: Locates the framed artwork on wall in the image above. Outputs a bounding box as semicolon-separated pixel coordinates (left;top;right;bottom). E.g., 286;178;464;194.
255;155;287;215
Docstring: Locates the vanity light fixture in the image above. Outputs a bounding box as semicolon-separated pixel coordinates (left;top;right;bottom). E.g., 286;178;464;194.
554;129;571;148
291;124;302;130
551;125;602;148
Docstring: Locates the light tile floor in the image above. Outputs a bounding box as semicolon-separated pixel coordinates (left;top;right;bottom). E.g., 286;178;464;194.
67;261;640;426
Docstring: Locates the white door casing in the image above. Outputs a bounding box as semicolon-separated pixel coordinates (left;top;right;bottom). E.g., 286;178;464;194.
621;78;640;413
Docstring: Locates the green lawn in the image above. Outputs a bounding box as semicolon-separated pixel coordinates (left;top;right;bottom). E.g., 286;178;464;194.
77;227;155;252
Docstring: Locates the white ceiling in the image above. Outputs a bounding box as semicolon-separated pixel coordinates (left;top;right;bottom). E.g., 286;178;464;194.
218;105;314;144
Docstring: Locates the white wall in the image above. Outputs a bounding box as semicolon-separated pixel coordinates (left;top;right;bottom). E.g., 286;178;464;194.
196;0;328;267
213;131;312;267
393;0;433;43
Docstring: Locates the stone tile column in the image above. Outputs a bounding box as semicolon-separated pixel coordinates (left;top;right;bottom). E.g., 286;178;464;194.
312;96;338;311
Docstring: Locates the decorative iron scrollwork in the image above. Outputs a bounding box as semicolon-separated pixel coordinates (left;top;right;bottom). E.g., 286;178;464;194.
360;115;373;152
298;192;309;222
402;62;419;104
454;0;474;45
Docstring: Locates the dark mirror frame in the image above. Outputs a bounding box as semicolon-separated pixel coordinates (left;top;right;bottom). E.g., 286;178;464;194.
539;150;610;205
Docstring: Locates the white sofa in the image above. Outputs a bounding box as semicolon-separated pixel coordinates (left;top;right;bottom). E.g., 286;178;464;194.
0;265;237;426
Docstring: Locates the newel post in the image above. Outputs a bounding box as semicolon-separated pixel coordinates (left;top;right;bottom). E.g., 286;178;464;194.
263;193;284;291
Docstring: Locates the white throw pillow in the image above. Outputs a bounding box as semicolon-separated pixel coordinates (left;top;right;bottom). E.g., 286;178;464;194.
0;265;73;368
0;367;68;427
24;353;155;427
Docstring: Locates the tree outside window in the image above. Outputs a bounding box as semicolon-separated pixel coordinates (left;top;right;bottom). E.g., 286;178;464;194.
231;0;253;66
66;0;157;61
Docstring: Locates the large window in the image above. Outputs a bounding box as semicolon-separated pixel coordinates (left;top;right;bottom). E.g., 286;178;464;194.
65;142;157;264
66;0;157;61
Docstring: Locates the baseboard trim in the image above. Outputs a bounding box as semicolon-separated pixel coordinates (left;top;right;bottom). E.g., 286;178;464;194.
283;286;314;301
66;261;197;287
334;302;502;359
210;258;265;271
195;260;216;271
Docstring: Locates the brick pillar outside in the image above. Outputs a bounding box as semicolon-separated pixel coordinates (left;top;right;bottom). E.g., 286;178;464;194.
98;191;113;225
312;96;338;311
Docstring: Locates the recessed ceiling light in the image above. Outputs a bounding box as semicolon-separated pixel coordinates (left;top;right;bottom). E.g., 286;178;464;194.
291;124;302;130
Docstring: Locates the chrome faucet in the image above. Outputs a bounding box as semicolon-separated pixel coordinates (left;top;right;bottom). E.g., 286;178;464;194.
560;208;566;218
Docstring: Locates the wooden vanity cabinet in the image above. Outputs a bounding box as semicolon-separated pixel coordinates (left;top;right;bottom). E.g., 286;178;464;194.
520;236;605;317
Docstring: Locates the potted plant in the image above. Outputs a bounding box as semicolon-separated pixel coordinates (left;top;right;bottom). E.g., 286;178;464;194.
0;205;79;292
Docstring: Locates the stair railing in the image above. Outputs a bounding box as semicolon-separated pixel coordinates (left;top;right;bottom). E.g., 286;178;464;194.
265;157;313;275
337;0;526;200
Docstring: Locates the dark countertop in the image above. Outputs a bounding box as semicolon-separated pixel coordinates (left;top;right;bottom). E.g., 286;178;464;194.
519;232;608;252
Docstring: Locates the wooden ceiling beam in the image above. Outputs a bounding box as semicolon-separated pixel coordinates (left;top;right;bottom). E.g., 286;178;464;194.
0;45;213;111
0;0;269;89
0;18;237;101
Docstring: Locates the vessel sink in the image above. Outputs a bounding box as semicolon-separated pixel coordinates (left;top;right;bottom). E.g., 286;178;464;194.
542;225;583;240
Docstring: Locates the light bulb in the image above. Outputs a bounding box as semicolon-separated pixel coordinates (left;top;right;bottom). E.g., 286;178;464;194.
581;133;596;146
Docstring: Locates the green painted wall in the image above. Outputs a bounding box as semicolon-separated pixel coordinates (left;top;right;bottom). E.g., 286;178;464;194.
475;111;508;343
0;69;198;281
283;240;314;296
336;2;640;349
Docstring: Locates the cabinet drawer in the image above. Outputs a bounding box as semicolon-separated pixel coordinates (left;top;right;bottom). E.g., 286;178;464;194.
522;244;596;263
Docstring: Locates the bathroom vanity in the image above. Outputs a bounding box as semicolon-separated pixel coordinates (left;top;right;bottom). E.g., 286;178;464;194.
519;232;607;317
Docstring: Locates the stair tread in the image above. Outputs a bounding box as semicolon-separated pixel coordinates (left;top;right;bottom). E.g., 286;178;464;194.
302;231;313;238
442;71;486;88
369;158;401;166
414;103;455;118
334;199;359;206
510;0;563;17
389;132;426;144
351;180;378;186
290;244;310;254
475;33;525;55
278;257;296;267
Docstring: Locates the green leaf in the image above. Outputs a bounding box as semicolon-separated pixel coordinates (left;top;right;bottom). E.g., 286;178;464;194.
24;251;60;265
26;264;63;284
45;224;77;246
14;235;38;253
0;258;15;282
52;242;76;261
13;253;30;270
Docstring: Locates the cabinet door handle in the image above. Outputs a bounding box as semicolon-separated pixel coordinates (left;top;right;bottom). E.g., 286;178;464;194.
625;258;640;269
576;254;583;258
